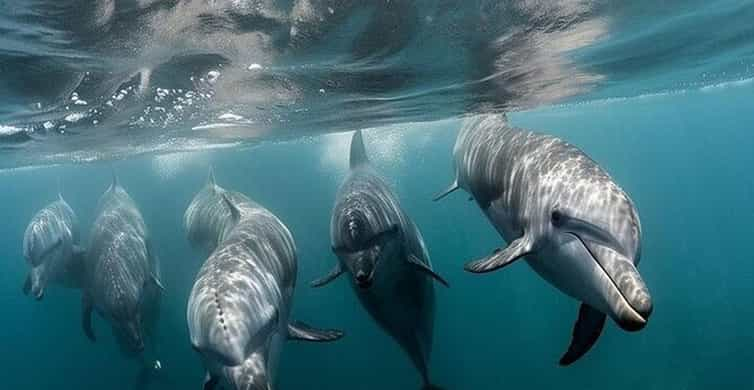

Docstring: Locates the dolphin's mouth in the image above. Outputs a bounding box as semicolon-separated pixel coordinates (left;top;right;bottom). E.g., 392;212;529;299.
354;268;375;289
569;233;648;329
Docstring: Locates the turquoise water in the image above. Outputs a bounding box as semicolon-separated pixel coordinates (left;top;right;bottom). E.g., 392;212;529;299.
2;81;752;389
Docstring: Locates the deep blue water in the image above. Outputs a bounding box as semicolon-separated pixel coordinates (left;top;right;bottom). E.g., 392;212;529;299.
2;1;754;389
1;81;752;389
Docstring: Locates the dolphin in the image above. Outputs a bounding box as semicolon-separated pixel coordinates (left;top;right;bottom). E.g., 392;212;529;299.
22;191;85;300
187;188;343;390
435;114;653;365
184;166;241;255
312;130;448;390
81;173;163;356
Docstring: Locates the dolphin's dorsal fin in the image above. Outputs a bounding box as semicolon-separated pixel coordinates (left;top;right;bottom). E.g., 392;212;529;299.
349;130;369;169
207;165;216;187
109;167;119;190
57;177;64;201
221;193;241;223
560;303;606;365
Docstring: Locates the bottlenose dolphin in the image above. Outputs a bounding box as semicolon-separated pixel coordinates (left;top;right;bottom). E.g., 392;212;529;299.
435;114;652;365
313;130;448;389
22;192;84;300
81;174;163;356
187;188;343;390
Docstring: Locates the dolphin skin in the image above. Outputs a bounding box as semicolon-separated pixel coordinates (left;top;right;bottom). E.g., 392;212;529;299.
187;175;342;390
22;192;84;300
81;174;163;357
184;167;242;255
436;114;652;365
313;130;448;390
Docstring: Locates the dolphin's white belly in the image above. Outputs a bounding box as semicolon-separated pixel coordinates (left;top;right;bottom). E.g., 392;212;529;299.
356;253;433;369
526;239;614;316
486;196;616;316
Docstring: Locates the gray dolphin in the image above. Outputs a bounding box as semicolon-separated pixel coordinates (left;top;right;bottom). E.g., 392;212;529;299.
81;174;163;356
312;130;448;390
187;186;343;390
435;114;653;365
22;192;85;300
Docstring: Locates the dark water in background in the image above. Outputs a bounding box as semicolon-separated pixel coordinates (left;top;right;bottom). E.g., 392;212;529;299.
1;81;753;389
2;0;754;388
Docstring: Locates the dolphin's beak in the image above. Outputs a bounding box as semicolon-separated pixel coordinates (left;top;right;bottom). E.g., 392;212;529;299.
352;256;376;289
580;239;653;331
29;268;45;301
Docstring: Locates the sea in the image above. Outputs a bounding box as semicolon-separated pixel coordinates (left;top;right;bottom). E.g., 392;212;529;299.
1;1;753;389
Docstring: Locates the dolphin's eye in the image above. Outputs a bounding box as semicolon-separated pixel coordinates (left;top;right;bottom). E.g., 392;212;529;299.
551;210;563;227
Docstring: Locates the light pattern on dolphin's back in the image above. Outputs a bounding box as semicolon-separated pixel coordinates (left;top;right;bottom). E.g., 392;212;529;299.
23;200;77;262
332;167;411;251
188;198;296;364
456;114;641;259
87;183;153;327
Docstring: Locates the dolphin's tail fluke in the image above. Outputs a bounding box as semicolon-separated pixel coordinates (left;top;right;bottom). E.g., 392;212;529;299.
422;384;445;390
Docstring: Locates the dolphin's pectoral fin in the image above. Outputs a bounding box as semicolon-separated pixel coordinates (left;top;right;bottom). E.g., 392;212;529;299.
150;272;165;292
82;294;96;342
310;263;345;288
22;274;31;296
433;179;459;201
407;254;450;288
203;372;219;390
287;321;344;342
559;304;607;366
464;236;532;273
